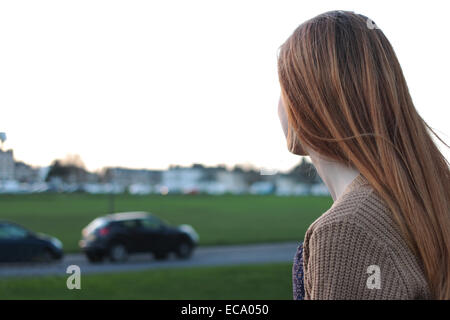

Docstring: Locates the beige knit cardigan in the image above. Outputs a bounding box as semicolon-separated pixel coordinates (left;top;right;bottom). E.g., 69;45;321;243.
303;173;432;299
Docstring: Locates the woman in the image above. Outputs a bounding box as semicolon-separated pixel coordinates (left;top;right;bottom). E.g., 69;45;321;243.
277;10;450;300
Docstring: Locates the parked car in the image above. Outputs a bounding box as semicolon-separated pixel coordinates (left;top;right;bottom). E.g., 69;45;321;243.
0;221;64;263
79;212;199;263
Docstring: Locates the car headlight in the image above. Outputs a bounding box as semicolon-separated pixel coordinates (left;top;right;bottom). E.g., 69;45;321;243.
50;237;63;249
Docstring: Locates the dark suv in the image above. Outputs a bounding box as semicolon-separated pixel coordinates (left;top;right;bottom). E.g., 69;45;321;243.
0;221;64;263
79;212;199;263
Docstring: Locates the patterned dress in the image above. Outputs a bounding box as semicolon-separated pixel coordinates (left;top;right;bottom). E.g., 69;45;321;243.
292;241;305;300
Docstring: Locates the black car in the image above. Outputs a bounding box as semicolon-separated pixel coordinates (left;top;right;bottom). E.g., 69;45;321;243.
79;212;199;263
0;221;64;263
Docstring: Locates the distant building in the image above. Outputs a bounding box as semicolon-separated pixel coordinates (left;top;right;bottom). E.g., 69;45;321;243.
250;181;275;195
103;167;161;187
214;170;248;194
14;161;39;183
274;176;306;196
0;141;329;197
0;149;14;181
311;183;330;196
161;167;203;193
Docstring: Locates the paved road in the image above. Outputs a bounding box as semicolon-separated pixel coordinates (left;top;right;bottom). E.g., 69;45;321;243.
0;241;301;278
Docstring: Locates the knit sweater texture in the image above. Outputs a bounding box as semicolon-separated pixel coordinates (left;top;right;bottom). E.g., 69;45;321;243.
302;173;432;299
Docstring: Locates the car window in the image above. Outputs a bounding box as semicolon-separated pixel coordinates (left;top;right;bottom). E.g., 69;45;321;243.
0;224;28;239
140;218;162;230
121;220;139;228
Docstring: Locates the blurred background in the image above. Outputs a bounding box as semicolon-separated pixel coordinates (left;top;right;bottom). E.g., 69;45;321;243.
0;0;448;299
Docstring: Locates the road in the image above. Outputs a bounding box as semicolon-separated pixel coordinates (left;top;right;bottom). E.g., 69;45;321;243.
0;241;301;278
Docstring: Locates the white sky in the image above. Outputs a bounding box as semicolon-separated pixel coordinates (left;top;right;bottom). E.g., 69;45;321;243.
1;0;449;172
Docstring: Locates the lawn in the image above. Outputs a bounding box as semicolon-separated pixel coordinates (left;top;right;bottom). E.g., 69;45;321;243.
0;262;293;299
0;193;331;253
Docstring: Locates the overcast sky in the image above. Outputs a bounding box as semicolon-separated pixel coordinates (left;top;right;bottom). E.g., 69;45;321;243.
1;0;449;172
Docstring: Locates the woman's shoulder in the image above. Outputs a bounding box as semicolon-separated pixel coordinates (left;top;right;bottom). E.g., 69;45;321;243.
305;173;378;240
303;174;408;266
302;174;431;299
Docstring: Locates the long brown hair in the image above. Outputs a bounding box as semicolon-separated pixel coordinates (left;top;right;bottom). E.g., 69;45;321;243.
278;10;450;299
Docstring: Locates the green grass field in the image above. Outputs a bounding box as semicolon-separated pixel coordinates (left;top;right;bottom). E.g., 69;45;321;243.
0;262;293;299
0;194;329;300
0;194;331;253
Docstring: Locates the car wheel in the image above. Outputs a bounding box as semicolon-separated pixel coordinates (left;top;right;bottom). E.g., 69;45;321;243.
86;253;104;263
39;250;53;263
153;251;169;260
109;243;128;262
36;249;54;263
175;241;193;259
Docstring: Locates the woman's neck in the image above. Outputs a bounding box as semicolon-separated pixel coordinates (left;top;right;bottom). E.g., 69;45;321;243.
305;147;360;202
